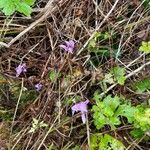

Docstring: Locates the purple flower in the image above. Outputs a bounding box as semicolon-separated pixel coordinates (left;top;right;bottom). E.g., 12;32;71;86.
15;63;27;77
35;83;43;91
71;99;89;124
60;40;75;53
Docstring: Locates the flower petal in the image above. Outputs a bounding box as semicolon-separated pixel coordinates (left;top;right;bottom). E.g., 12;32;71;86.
67;47;73;53
35;83;43;91
81;113;86;124
68;40;75;48
15;63;27;77
60;45;68;51
64;41;70;46
84;99;89;105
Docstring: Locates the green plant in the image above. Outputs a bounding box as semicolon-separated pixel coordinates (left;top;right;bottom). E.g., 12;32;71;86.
29;118;48;133
99;73;114;92
49;70;61;81
46;143;53;150
131;105;150;138
141;0;150;7
88;32;110;56
133;77;150;93
139;41;150;54
103;73;114;84
72;145;80;150
0;0;35;16
111;66;126;85
10;84;37;104
0;109;13;121
92;95;135;129
90;134;125;150
92;93;150;138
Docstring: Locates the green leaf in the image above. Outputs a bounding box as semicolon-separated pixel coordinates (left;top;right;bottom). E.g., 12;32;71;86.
0;0;34;16
89;39;96;48
24;0;36;6
46;143;53;150
49;70;61;81
93;91;102;102
109;117;121;127
99;134;125;150
116;104;136;123
133;77;150;93
90;134;125;150
134;107;150;132
90;134;98;150
29;118;48;133
103;32;111;39
2;0;16;16
148;99;150;105
0;0;5;8
103;73;114;84
72;146;80;150
139;41;150;54
141;0;150;8
130;128;145;139
92;95;123;130
16;2;32;16
92;93;150;139
112;66;126;85
103;95;120;111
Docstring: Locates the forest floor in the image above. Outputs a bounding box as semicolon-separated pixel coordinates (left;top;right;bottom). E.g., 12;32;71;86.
0;0;150;150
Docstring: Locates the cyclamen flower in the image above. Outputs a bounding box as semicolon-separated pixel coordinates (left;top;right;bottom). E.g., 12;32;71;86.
16;63;27;77
60;40;75;53
35;83;43;91
71;99;89;124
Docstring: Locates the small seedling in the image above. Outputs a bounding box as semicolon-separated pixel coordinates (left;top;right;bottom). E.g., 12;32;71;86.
49;70;61;81
29;118;48;133
139;41;150;54
111;66;126;85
